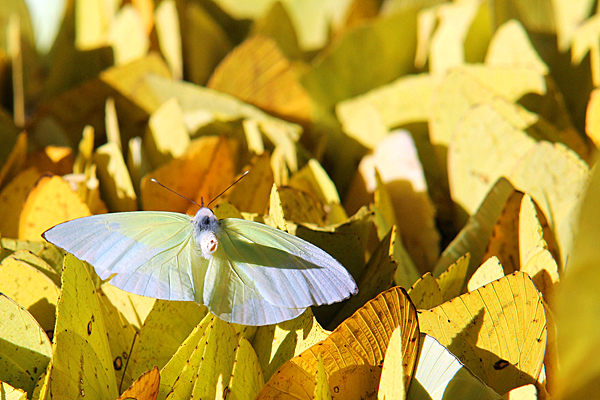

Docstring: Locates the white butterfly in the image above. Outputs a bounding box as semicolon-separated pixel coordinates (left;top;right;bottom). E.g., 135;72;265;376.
43;201;358;326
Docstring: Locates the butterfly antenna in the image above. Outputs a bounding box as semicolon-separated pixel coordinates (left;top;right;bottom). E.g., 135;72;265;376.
206;171;249;207
151;179;202;208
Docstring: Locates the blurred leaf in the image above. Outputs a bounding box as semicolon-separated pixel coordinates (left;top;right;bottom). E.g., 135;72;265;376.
555;161;600;399
419;272;546;395
182;2;233;86
252;308;329;382
251;2;301;60
408;272;442;310
228;152;274;214
336;73;434;148
467;256;505;292
144;97;190;168
256;286;420;400
118;366;159;400
301;7;418;113
485;20;548;74
377;326;406;400
441;0;492;69
41;255;119;399
94;142;138;212
0;293;52;395
0;167;42;238
108;5;149;66
501;384;538;400
19;175;91;240
27;146;74;176
208;35;312;123
0;132;27;192
407;334;500;400
155;0;183;80
585;87;600;147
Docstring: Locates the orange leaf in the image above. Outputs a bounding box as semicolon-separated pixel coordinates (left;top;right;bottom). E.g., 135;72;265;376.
117;366;160;400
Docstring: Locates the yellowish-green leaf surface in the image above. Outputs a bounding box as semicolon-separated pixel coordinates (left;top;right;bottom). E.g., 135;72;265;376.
0;294;52;395
436;254;470;302
227;153;274;214
100;283;155;330
228;336;265;400
41;255;118;399
555;162;600;399
314;354;333;400
130;300;207;380
256;286;419;400
155;0;183;80
419;272;546;395
144;97;190;168
501;384;538;399
0;132;27;192
19;175;92;241
93;141;137;212
252;308;329;382
0;167;42;238
0;256;59;333
377;326;406;400
0;381;27;400
408;273;443;310
467;256;505;292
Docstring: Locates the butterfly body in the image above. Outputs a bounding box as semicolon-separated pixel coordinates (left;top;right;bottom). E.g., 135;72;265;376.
43;207;358;325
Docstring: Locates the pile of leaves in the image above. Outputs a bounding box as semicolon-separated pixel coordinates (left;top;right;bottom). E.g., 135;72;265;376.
1;0;600;399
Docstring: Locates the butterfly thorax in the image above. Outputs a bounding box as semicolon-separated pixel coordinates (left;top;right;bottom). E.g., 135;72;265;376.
192;207;221;260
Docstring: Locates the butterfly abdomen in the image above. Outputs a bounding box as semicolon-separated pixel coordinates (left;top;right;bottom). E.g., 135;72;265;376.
192;207;221;259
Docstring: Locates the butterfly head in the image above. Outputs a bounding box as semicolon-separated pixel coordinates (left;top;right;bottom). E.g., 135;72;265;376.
192;207;221;259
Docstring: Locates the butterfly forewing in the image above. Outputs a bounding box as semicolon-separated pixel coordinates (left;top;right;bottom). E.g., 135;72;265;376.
43;212;202;301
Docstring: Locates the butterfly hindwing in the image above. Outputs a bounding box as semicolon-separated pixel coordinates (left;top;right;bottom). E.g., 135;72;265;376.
201;218;357;324
43;212;204;301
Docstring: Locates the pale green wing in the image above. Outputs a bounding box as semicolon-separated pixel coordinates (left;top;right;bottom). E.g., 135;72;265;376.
201;218;357;325
43;212;205;301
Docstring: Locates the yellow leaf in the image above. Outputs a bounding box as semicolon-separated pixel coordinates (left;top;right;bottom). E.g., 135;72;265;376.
108;5;150;65
105;97;122;150
428;0;492;73
555;161;600;399
0;237;64;274
268;184;288;232
74;125;95;174
328;226;399;328
571;14;600;86
94;142;138;212
19;175;92;240
0;256;59;332
336;73;434;148
278;186;326;226
208;35;312;123
182;2;232;86
251;2;302;60
154;0;182;80
485;20;548;75
433;178;514;281
407;334;500;400
315;354;333;400
97;289;137;391
419;272;546;395
0;132;27;191
127;136;151;198
227;336;265;400
145;97;190;168
437;253;470;302
0;167;42;238
467;256;505;292
377;326;406;400
0;293;52;396
118;366;160;400
585;88;600;147
0;382;27;400
408;273;443;310
42;255;118;399
502;384;538;399
256;286;420;400
74;0;113;50
508;141;589;268
100;283;155;330
8;249;61;287
252;308;329;382
228;153;274;214
130;300;207;380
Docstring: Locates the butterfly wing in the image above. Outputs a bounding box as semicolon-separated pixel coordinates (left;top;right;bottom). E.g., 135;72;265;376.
201;218;357;325
43;212;205;301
